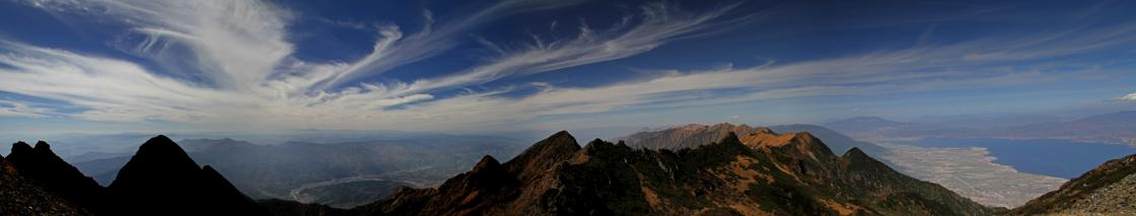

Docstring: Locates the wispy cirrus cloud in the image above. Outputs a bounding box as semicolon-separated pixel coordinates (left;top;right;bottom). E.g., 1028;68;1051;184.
0;0;751;132
29;0;296;91
2;0;1132;134
375;2;747;97
0;99;51;118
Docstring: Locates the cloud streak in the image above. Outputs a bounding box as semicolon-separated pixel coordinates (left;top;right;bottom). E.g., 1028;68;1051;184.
2;0;1132;133
1122;93;1136;101
0;0;751;132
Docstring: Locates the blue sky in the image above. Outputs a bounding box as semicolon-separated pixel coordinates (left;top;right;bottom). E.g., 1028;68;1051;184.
0;0;1134;137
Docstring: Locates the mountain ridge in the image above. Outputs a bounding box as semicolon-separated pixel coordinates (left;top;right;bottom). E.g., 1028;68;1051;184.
357;130;995;215
1011;153;1136;215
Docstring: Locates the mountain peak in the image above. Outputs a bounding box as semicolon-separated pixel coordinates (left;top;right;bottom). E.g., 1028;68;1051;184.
109;136;268;215
843;147;867;158
472;155;502;172
139;135;178;150
33;141;50;150
10;141;32;156
109;135;202;191
503;131;581;179
129;135;198;168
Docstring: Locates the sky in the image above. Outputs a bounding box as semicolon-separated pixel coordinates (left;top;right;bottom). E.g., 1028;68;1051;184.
0;0;1134;137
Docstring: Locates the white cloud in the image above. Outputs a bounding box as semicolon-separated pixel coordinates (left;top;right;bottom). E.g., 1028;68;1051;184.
0;99;51;118
1122;92;1136;101
319;0;590;88
63;0;295;91
0;0;746;132
377;2;745;96
2;0;1131;133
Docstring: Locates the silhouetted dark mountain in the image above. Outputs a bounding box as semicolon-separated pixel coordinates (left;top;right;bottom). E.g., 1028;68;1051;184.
75;136;523;208
4;141;109;214
108;135;269;216
1;152;88;216
1011;153;1136;215
355;130;994;215
1;135;275;215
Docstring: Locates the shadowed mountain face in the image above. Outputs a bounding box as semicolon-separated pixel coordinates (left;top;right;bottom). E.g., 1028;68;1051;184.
108;135;268;216
1011;153;1136;215
0;152;87;216
75;135;523;208
360;130;995;216
5;141;108;214
0;136;268;216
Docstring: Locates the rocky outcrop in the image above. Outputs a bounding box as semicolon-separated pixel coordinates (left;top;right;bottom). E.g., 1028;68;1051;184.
4;141;109;214
1011;154;1136;215
0;152;88;216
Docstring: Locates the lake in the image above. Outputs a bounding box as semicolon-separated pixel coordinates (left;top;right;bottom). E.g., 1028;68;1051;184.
916;138;1136;179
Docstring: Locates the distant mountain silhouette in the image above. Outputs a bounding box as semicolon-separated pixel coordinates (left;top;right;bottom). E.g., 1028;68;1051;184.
1011;153;1136;215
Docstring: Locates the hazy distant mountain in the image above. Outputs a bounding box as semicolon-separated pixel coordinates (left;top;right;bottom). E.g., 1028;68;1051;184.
995;111;1136;145
1011;153;1136;215
622;123;885;156
74;135;524;208
361;131;995;215
826;116;912;132
824;117;971;140
825;112;1136;145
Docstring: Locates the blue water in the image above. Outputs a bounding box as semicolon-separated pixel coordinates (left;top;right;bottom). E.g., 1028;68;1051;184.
917;138;1136;179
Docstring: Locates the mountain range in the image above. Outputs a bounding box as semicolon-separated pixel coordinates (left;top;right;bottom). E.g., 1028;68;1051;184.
3;124;1136;215
621;123;886;156
1;136;267;216
72;136;523;208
